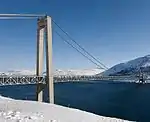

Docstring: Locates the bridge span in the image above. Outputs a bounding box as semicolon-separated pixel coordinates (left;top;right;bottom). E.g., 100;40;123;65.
0;75;140;86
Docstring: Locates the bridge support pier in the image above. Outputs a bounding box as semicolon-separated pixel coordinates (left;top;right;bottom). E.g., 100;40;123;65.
36;16;54;104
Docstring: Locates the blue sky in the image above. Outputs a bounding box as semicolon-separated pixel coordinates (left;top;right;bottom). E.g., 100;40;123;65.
0;0;150;71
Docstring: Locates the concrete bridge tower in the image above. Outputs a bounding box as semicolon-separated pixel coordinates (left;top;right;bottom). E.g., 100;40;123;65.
36;16;54;104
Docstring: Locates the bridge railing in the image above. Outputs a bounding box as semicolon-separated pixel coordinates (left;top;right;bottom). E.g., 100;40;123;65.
0;75;46;85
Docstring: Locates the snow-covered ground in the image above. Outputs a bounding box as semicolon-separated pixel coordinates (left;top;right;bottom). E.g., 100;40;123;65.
0;96;130;122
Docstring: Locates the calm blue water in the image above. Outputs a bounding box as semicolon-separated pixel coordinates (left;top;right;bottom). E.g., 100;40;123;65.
0;81;149;122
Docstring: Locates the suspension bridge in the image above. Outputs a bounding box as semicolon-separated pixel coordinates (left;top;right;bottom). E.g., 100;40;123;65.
0;14;143;104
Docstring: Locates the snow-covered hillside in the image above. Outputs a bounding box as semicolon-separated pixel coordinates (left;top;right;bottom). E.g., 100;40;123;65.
4;70;35;76
102;55;150;76
0;68;104;76
0;95;130;122
53;68;104;76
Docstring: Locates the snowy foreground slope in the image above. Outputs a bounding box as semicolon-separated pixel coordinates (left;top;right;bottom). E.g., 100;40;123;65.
0;96;130;122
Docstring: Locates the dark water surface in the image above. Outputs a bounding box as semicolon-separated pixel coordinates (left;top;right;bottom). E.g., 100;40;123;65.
0;81;149;122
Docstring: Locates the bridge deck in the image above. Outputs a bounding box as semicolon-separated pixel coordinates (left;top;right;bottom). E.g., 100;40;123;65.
0;75;140;86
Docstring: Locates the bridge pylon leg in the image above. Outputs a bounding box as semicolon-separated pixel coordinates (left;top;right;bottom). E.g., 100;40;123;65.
45;16;54;104
36;18;45;102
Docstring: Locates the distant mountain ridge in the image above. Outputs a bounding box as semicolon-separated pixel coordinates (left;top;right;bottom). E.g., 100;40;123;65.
0;68;104;76
101;55;150;76
53;69;104;76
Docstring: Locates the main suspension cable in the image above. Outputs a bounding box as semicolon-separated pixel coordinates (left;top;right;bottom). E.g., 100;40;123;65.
54;30;105;69
52;19;108;70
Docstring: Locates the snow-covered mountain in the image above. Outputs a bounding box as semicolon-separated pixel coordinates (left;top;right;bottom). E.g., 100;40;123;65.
0;68;104;76
4;70;35;76
53;68;104;76
102;55;150;76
